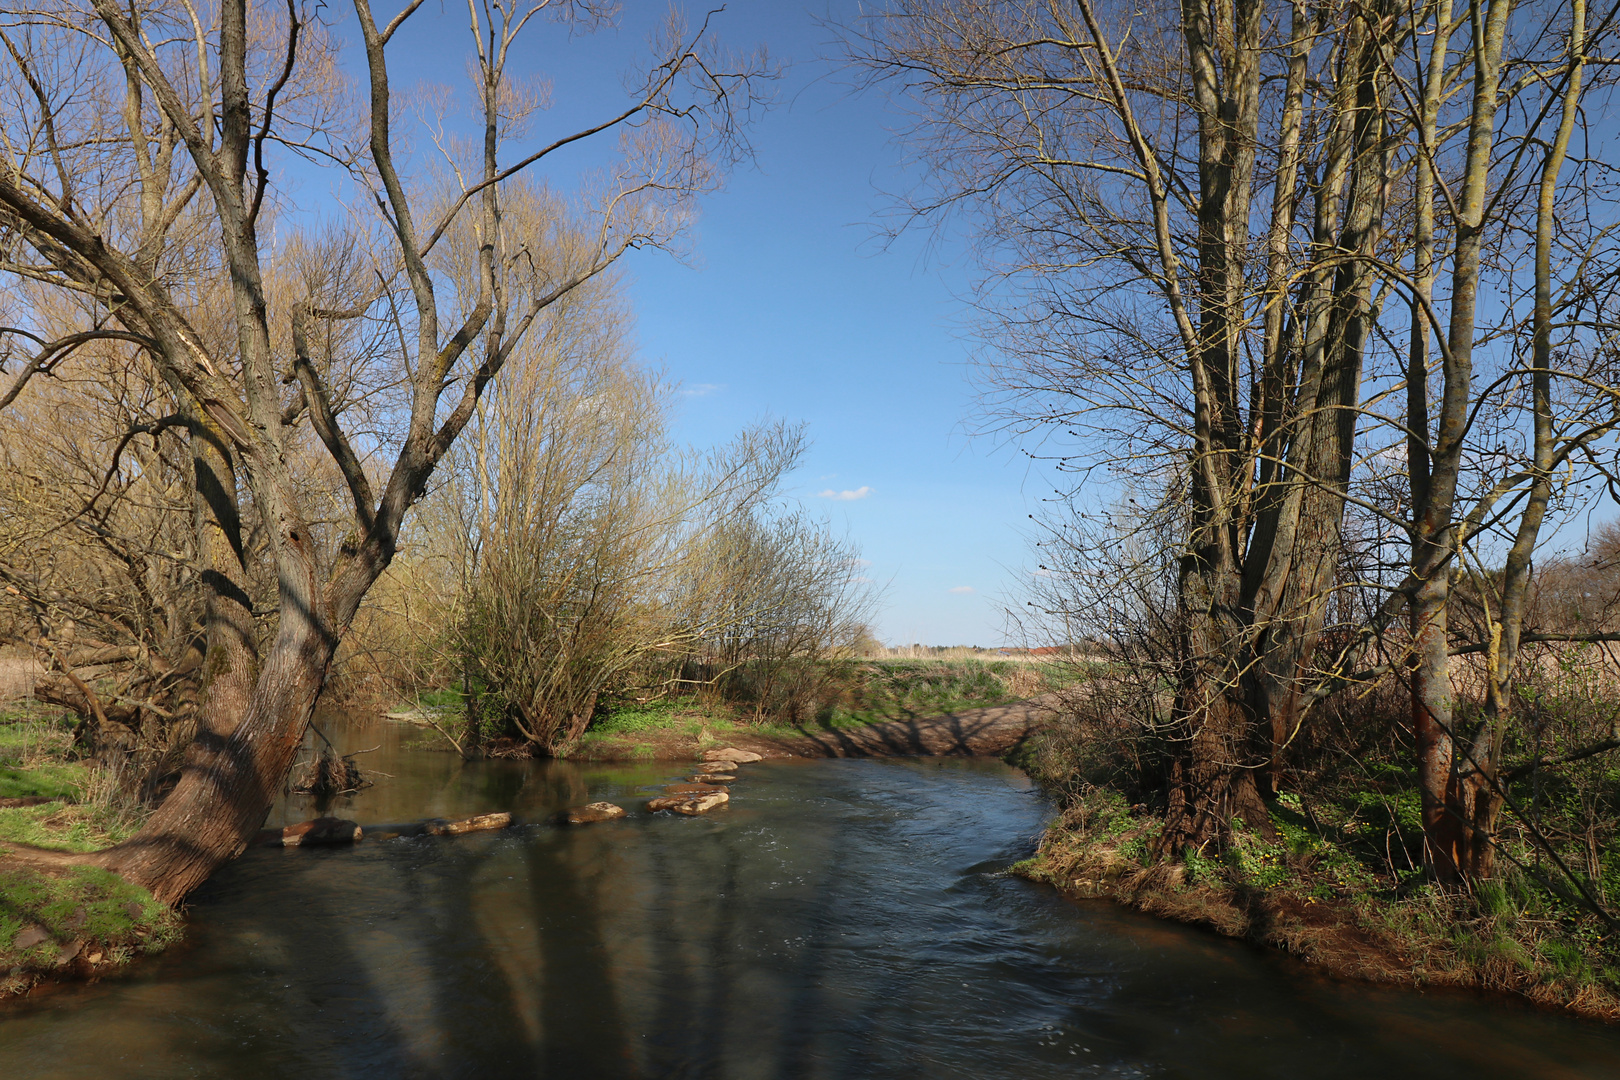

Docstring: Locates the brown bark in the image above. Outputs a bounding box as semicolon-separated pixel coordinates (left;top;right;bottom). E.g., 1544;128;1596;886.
1242;3;1390;789
1156;0;1270;847
177;384;260;746
1450;0;1586;879
1408;0;1513;882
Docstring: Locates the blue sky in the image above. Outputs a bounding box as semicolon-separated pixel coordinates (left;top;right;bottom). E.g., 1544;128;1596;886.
367;0;1620;650
623;6;1040;647
374;2;1049;646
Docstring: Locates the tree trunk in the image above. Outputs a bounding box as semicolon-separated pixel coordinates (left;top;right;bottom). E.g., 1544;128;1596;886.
1241;0;1388;794
95;616;334;904
1410;568;1464;880
1454;0;1587;881
180;387;261;744
1407;0;1513;880
1163;540;1272;850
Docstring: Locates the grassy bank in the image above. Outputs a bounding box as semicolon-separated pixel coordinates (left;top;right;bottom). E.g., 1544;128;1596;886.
390;658;1061;757
813;658;1053;724
1011;754;1620;1022
0;704;180;995
575;658;1056;757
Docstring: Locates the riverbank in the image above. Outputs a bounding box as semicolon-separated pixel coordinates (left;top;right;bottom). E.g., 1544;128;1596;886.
390;697;1052;762
2;688;1048;999
0;706;178;996
572;697;1053;762
1013;786;1620;1024
379;657;1064;760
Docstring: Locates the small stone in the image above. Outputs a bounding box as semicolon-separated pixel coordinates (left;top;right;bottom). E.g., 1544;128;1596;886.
565;802;627;824
664;783;726;795
13;926;48;951
86;952;103;964
54;940;82;966
701;748;763;764
686;775;733;783
695;762;736;774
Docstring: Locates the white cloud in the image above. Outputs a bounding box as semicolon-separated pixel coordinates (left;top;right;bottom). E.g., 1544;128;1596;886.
949;585;975;594
818;485;872;501
681;382;724;398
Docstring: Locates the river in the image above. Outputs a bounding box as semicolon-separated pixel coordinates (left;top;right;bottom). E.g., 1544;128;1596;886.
2;716;1619;1078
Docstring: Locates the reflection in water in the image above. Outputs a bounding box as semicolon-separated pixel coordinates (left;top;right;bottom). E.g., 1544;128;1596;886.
2;717;1620;1078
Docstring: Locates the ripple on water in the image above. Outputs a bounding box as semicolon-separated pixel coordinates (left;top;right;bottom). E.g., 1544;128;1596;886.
1;730;1619;1079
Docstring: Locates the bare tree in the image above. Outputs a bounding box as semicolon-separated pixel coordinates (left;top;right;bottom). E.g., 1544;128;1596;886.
852;0;1406;845
853;0;1620;877
0;0;768;902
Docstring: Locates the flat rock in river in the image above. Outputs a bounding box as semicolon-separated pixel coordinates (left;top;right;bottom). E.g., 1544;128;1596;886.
671;792;729;815
647;790;729;814
664;783;726;795
564;802;627;824
701;748;763;764
686;774;734;783
281;817;362;846
424;812;512;836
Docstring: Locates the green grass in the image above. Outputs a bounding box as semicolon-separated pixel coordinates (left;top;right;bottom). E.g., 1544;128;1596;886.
572;659;1059;752
0;706;181;994
818;659;1054;725
0;762;85;801
411;687;468;711
0;707;146;853
1021;773;1620;1017
0;708;74;759
401;658;1065;757
588;699;694;736
0;800;142;853
0;865;181;993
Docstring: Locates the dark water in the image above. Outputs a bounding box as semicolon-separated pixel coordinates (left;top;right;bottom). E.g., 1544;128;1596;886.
3;719;1620;1078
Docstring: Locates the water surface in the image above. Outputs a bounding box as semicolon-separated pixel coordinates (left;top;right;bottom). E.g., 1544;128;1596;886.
2;718;1619;1078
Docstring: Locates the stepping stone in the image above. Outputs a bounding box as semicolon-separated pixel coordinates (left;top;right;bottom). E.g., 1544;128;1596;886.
424;812;512;836
564;802;627;824
280;817;362;846
701;748;763;764
647;791;729;815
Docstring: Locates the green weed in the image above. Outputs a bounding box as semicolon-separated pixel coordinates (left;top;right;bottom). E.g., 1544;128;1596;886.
0;865;181;991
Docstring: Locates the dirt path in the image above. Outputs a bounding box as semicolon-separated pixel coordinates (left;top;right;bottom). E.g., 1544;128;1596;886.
574;696;1055;762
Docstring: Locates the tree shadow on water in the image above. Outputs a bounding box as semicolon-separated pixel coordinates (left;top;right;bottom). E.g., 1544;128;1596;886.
406;841;544;1078
521;832;639;1079
190;853;434;1079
